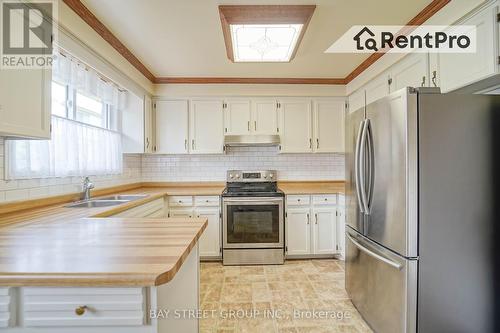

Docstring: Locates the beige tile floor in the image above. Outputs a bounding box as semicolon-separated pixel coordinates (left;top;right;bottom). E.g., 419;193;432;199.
200;259;373;333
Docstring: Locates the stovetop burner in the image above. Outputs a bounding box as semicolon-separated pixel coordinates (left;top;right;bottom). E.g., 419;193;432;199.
222;170;282;198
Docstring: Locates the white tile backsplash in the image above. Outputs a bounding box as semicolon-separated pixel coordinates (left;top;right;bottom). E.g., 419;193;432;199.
0;138;344;203
142;146;344;182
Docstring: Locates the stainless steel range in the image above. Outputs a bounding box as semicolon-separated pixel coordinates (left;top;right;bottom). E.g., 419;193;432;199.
222;170;284;265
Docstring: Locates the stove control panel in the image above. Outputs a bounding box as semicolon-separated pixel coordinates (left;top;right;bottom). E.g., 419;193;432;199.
227;170;277;182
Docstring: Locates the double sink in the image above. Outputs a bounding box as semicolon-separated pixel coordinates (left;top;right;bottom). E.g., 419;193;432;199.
65;194;149;208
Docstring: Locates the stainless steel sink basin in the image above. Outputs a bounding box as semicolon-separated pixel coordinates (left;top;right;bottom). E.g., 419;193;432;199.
97;194;149;201
65;200;129;208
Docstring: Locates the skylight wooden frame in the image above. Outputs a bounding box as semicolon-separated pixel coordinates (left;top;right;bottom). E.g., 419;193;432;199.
218;5;316;63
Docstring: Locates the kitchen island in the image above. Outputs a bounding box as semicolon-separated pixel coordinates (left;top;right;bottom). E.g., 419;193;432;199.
0;216;207;332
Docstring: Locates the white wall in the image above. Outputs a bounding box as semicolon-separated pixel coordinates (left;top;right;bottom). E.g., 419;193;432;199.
142;147;344;182
0;138;142;203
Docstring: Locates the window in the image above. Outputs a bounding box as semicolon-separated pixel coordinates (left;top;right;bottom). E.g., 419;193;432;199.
5;53;127;180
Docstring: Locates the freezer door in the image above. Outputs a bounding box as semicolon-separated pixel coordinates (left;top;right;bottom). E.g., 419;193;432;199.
364;88;418;257
346;227;417;333
345;104;366;233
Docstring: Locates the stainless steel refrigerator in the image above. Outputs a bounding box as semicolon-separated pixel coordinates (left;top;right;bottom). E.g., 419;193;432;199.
345;87;500;333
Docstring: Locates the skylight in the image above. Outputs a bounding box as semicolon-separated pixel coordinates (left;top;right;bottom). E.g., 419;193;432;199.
230;24;303;62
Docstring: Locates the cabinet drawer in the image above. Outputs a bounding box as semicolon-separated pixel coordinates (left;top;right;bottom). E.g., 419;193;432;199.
195;196;220;207
286;195;311;206
168;196;193;207
312;195;337;205
21;287;145;327
169;208;194;218
114;198;165;218
0;288;12;328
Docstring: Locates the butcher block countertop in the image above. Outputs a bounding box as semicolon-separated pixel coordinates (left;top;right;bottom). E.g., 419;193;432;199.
278;181;345;195
0;217;207;287
0;180;343;286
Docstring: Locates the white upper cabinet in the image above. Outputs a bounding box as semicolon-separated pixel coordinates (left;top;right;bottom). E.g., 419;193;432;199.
252;99;279;135
438;2;498;92
279;99;313;153
155;100;189;154
313;99;345;153
223;98;279;135
121;93;145;153
223;99;252;135
390;53;430;92
365;71;391;105
348;90;365;114
144;95;154;153
0;68;51;139
190;100;224;154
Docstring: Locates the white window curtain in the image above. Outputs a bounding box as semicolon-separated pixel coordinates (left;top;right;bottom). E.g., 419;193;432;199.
5;53;126;180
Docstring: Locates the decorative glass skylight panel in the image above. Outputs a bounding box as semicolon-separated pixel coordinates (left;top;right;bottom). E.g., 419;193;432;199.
230;24;303;62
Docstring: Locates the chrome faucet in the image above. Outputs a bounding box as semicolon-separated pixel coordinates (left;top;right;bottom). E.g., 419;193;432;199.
81;177;95;200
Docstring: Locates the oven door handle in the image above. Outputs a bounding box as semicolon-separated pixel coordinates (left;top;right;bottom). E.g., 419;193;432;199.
223;197;284;203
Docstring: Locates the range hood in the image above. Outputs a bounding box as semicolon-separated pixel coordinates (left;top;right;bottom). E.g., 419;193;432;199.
224;135;281;147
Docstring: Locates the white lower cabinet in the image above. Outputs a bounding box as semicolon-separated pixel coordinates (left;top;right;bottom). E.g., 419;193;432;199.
312;208;337;255
285;207;311;256
285;195;341;258
196;208;221;258
168;195;221;259
21;287;145;327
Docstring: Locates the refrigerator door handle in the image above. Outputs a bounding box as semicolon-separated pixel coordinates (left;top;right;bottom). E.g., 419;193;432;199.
347;232;403;270
366;119;375;212
354;120;365;213
359;120;370;214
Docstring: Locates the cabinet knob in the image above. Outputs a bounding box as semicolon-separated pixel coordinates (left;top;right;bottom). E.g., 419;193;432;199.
75;305;88;316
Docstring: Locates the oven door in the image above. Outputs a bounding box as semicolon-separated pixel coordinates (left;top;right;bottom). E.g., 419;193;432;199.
223;197;284;249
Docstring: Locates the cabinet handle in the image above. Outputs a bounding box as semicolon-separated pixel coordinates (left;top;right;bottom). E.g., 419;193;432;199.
75;306;88;316
247;121;250;132
192;139;195;150
146;138;149;149
431;71;437;87
309;138;312;149
307;213;310;224
254;121;257;131
316;138;319;149
185;139;188;151
315;213;318;224
421;76;426;87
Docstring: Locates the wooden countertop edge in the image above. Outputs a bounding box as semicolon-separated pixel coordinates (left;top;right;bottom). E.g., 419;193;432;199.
0;180;345;217
0;220;208;287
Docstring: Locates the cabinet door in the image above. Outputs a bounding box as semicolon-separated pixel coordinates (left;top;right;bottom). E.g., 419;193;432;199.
313;99;345;153
144;95;154;153
439;3;497;92
0;68;51;139
224;99;251;135
196;208;221;258
121;93;145;153
190;100;224;154
348;90;365;114
337;206;345;257
155;100;189;154
252;99;279;135
390;53;430;91
312;207;337;255
169;208;194;218
365;71;390;105
286;207;311;255
279;99;312;153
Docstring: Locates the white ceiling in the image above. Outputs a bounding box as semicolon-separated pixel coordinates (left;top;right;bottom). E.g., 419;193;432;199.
80;0;434;78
